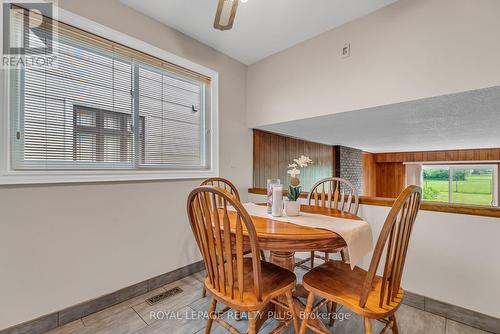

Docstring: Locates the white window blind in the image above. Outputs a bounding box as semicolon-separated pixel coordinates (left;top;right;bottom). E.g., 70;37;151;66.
138;65;204;168
9;7;210;172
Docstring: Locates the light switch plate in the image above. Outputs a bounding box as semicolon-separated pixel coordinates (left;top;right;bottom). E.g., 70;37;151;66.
342;43;350;58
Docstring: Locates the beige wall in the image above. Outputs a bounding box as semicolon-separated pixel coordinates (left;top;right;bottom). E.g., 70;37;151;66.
247;0;500;127
357;204;500;319
0;0;251;329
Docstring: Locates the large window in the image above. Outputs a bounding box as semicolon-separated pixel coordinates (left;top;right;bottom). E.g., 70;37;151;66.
422;165;498;206
2;6;217;183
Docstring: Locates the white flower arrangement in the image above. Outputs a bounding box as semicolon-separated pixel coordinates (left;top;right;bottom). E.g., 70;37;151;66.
287;168;300;177
287;155;313;176
286;155;313;201
293;155;313;168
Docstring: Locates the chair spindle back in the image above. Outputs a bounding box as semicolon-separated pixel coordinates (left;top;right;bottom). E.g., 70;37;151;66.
187;186;263;303
200;177;240;200
307;177;360;215
359;185;422;309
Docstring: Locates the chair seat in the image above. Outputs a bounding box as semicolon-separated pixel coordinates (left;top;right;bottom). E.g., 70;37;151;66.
303;260;403;318
205;258;296;311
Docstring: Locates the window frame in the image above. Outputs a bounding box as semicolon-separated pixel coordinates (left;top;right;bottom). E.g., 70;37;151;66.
421;164;499;207
0;5;219;184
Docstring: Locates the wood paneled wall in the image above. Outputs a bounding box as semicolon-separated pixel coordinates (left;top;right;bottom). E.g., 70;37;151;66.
376;148;500;163
253;130;335;191
362;152;377;197
375;162;406;198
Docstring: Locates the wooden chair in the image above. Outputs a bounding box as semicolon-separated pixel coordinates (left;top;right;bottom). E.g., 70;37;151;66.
299;185;422;334
295;177;360;270
201;178;266;260
187;186;299;334
199;178;266;300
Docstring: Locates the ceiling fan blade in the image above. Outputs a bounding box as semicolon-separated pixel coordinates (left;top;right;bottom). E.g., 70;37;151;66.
214;0;239;31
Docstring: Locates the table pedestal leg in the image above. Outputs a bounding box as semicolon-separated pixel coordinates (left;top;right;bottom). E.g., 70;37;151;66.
270;250;295;271
269;251;295;320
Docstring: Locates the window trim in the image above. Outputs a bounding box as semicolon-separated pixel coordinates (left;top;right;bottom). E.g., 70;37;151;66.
0;5;219;185
421;164;499;207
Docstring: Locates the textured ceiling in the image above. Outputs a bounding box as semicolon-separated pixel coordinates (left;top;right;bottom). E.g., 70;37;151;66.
258;86;500;153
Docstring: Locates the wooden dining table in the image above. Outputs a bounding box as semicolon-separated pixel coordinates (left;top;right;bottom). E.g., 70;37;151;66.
226;203;363;332
235;204;360;269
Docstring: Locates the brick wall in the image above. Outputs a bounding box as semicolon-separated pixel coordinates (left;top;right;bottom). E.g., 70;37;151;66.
335;146;364;195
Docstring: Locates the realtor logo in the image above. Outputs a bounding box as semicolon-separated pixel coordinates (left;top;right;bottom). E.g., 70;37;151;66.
2;0;58;68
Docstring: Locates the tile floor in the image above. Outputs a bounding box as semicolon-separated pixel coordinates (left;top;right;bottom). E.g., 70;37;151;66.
42;269;492;334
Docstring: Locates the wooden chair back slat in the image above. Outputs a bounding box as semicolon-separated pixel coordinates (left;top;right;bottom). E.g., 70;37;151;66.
221;203;235;299
327;181;332;207
321;184;326;207
358;185;422;309
307;177;360;215
200;177;240;201
339;188;346;212
235;214;244;301
187;186;263;304
210;192;227;295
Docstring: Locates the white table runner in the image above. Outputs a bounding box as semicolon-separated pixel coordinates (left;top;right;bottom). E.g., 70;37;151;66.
240;203;373;269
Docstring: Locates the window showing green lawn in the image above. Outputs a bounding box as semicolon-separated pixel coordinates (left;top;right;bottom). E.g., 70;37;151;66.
422;166;497;206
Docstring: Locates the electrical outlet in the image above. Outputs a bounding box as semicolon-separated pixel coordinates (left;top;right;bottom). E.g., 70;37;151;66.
342;43;350;58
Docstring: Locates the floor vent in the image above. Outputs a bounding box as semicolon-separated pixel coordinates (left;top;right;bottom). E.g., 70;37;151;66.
146;287;183;305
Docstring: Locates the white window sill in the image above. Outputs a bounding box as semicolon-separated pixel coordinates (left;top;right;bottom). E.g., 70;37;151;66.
0;169;219;185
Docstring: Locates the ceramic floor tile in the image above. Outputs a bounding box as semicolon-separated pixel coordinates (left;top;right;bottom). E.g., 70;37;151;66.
82;288;166;326
258;318;297;334
330;307;385;334
131;306;205;334
199;312;250;334
43;320;84;334
395;304;446;334
80;308;147;334
188;295;227;314
446;319;492;334
190;270;206;283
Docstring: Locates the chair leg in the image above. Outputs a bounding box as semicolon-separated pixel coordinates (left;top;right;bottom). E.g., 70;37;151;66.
260;250;266;261
248;311;257;334
328;301;337;327
285;290;299;333
363;317;373;334
390;315;399;334
310;251;315;268
202;286;207;298
299;292;315;334
205;298;217;334
340;248;350;263
324;252;329;263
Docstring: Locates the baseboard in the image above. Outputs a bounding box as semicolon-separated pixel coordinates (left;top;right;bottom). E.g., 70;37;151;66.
403;291;500;334
0;260;205;334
